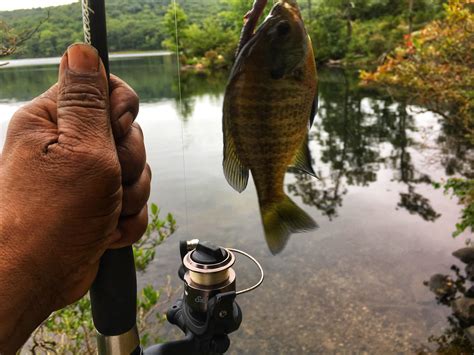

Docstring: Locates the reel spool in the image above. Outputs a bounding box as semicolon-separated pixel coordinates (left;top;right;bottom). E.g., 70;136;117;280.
180;240;264;315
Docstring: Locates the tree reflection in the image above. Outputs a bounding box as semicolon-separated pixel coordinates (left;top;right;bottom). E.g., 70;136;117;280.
287;172;343;220
0;56;179;103
438;122;474;179
389;102;440;222
287;67;440;222
417;253;474;353
174;70;228;121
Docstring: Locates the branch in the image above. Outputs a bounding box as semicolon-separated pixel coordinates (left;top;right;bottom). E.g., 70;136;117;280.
0;11;49;58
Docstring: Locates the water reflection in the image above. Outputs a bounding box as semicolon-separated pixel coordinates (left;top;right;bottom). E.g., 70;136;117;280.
438;122;474;179
287;68;441;223
1;58;469;244
417;247;474;353
1;55;473;353
177;71;227;121
0;56;177;103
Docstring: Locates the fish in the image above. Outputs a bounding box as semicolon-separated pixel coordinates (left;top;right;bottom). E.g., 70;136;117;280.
222;0;318;254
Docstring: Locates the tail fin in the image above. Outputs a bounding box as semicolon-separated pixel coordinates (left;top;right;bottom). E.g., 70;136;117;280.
260;194;318;255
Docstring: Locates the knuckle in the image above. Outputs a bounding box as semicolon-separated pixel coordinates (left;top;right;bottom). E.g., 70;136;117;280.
128;89;139;110
137;208;148;234
117;131;146;170
58;82;106;111
132;122;143;137
146;163;152;181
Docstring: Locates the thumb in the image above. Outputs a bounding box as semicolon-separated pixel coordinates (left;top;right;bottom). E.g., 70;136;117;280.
57;43;113;149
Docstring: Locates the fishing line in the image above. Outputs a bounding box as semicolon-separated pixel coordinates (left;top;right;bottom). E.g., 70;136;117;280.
81;0;92;45
172;0;189;235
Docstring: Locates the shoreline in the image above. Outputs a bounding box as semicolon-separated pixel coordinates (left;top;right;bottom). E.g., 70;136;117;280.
0;50;173;68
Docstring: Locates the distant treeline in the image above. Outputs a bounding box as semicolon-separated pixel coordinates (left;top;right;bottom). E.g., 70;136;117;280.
0;0;220;58
0;0;446;65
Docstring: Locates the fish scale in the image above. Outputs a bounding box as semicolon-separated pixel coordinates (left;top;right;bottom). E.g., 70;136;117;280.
227;65;314;197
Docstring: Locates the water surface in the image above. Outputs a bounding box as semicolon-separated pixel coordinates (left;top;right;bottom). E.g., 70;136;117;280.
1;56;472;354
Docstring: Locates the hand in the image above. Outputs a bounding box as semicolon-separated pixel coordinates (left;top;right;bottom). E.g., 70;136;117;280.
0;44;150;353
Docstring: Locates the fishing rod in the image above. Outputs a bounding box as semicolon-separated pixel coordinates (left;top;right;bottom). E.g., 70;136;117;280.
81;1;140;354
81;2;264;354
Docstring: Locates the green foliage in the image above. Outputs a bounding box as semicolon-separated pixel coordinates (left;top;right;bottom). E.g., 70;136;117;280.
0;0;445;69
29;204;177;354
0;14;47;58
308;9;348;62
361;0;474;141
346;16;406;64
434;178;474;237
304;0;445;64
182;19;238;63
159;2;241;70
134;202;176;271
161;3;188;53
0;0;220;58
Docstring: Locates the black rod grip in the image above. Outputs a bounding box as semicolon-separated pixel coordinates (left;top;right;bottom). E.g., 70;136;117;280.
90;247;137;335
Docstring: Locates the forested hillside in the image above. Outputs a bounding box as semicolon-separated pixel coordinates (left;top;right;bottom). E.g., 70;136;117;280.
1;0;446;65
0;0;220;57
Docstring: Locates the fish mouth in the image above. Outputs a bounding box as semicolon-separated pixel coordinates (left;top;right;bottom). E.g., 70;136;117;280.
260;1;302;34
236;0;301;58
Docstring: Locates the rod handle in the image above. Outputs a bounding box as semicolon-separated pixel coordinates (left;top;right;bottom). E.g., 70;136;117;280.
90;247;137;336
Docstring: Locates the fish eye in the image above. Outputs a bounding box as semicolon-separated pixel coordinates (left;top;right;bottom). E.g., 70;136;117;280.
276;21;291;36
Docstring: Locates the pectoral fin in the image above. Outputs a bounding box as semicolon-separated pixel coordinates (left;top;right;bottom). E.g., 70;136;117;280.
289;135;318;178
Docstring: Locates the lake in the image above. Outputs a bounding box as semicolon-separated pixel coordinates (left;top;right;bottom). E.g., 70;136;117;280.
1;54;473;354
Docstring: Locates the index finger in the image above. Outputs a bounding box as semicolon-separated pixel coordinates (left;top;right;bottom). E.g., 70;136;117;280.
109;74;139;139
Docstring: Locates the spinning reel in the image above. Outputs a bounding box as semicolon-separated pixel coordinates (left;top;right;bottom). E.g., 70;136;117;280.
95;240;264;355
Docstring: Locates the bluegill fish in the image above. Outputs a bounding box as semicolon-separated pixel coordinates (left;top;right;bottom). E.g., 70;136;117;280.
223;0;318;254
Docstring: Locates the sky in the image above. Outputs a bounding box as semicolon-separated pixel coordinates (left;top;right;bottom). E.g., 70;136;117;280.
0;0;78;11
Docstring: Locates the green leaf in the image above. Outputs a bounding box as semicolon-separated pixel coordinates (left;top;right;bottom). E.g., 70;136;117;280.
151;203;158;215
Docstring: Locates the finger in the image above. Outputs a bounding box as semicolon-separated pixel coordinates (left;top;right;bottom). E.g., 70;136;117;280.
109;205;148;249
109;75;139;140
56;43;113;149
117;122;146;184
31;83;59;123
122;164;151;217
4;84;59;149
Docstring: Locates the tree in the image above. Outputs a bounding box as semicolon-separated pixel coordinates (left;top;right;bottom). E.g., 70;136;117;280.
0;15;47;61
161;3;188;53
